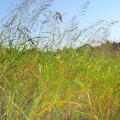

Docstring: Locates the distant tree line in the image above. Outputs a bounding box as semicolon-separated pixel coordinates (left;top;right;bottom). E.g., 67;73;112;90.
75;40;120;52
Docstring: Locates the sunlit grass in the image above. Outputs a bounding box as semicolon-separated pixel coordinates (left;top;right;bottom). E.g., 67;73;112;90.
0;45;120;120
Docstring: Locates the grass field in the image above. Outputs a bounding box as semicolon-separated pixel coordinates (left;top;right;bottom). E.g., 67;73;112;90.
0;44;120;120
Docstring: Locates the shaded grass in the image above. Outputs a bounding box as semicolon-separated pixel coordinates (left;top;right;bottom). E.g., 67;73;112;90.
0;45;120;120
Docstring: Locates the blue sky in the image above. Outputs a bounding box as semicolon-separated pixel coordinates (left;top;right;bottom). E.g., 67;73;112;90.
0;0;120;40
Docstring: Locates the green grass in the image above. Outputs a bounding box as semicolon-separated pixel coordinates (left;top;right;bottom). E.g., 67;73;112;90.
0;45;120;120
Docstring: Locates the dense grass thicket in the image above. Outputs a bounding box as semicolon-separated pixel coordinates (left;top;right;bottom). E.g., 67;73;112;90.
0;43;120;120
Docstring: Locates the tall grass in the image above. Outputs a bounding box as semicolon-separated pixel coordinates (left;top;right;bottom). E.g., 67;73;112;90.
0;44;120;120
